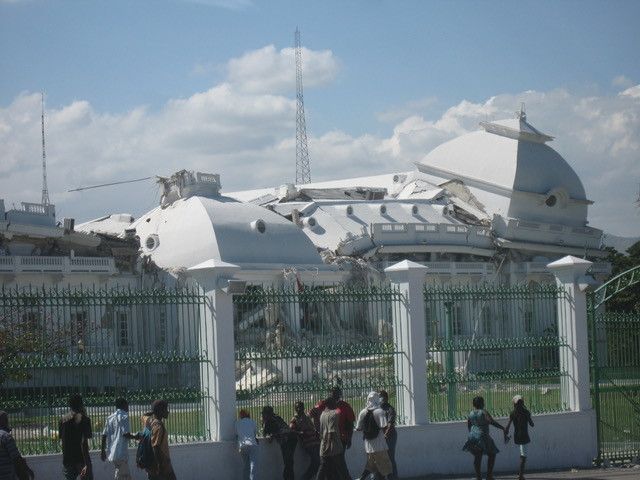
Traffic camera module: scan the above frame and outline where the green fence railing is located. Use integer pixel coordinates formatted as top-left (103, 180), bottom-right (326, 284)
top-left (0, 285), bottom-right (209, 454)
top-left (424, 284), bottom-right (568, 421)
top-left (233, 284), bottom-right (407, 423)
top-left (590, 310), bottom-right (640, 462)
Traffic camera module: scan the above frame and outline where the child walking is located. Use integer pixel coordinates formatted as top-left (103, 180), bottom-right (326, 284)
top-left (505, 395), bottom-right (535, 480)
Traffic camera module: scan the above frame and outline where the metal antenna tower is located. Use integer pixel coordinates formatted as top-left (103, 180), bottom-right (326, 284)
top-left (40, 92), bottom-right (50, 205)
top-left (295, 27), bottom-right (311, 184)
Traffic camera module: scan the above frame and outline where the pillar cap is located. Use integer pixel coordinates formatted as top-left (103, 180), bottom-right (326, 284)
top-left (188, 259), bottom-right (240, 276)
top-left (547, 255), bottom-right (593, 280)
top-left (385, 260), bottom-right (429, 282)
top-left (384, 259), bottom-right (430, 273)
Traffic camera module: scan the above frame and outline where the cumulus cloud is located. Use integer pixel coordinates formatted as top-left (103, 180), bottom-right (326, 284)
top-left (620, 84), bottom-right (640, 99)
top-left (0, 44), bottom-right (638, 237)
top-left (227, 45), bottom-right (339, 94)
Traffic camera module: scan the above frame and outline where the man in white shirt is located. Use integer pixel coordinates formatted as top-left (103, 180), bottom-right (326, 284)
top-left (235, 409), bottom-right (259, 480)
top-left (355, 391), bottom-right (394, 480)
top-left (100, 398), bottom-right (138, 480)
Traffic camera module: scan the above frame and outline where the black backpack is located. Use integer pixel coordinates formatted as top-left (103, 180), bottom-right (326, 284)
top-left (136, 424), bottom-right (155, 470)
top-left (362, 410), bottom-right (380, 440)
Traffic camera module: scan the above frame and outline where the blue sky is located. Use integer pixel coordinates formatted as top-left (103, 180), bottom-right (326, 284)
top-left (1, 0), bottom-right (639, 236)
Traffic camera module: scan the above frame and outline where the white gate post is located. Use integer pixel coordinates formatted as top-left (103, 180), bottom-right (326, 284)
top-left (385, 260), bottom-right (429, 425)
top-left (547, 255), bottom-right (596, 412)
top-left (188, 259), bottom-right (241, 441)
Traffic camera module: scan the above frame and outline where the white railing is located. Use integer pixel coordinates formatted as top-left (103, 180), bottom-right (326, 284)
top-left (0, 256), bottom-right (117, 274)
top-left (503, 219), bottom-right (603, 249)
top-left (12, 202), bottom-right (56, 216)
top-left (373, 222), bottom-right (493, 249)
top-left (510, 261), bottom-right (612, 276)
top-left (379, 260), bottom-right (495, 276)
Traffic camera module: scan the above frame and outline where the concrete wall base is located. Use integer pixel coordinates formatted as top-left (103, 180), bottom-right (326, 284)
top-left (26, 411), bottom-right (596, 479)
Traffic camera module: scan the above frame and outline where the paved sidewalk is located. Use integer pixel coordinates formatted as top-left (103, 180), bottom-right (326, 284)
top-left (407, 466), bottom-right (640, 479)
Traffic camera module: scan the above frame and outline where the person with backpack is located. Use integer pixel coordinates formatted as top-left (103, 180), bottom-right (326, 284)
top-left (504, 395), bottom-right (535, 480)
top-left (236, 409), bottom-right (259, 480)
top-left (355, 391), bottom-right (394, 480)
top-left (0, 411), bottom-right (34, 480)
top-left (289, 401), bottom-right (320, 480)
top-left (59, 394), bottom-right (93, 480)
top-left (100, 398), bottom-right (139, 480)
top-left (261, 405), bottom-right (297, 480)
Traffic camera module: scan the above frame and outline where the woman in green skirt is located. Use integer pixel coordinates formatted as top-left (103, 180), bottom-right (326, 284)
top-left (462, 396), bottom-right (508, 480)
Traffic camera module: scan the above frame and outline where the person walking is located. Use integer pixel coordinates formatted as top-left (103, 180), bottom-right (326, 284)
top-left (310, 386), bottom-right (354, 480)
top-left (505, 395), bottom-right (535, 480)
top-left (147, 400), bottom-right (176, 480)
top-left (378, 390), bottom-right (397, 479)
top-left (59, 394), bottom-right (93, 480)
top-left (462, 396), bottom-right (507, 480)
top-left (261, 406), bottom-right (297, 480)
top-left (355, 391), bottom-right (394, 480)
top-left (100, 398), bottom-right (139, 480)
top-left (0, 411), bottom-right (34, 480)
top-left (289, 401), bottom-right (320, 480)
top-left (236, 410), bottom-right (259, 480)
top-left (314, 397), bottom-right (343, 480)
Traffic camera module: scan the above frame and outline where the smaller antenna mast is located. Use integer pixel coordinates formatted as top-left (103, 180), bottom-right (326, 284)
top-left (41, 92), bottom-right (50, 205)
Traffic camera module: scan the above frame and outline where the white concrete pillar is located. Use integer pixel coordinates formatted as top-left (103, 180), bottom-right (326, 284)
top-left (188, 259), bottom-right (241, 441)
top-left (547, 255), bottom-right (595, 412)
top-left (384, 260), bottom-right (429, 425)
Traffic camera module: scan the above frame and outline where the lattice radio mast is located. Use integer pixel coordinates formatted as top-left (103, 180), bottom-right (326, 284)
top-left (295, 27), bottom-right (311, 184)
top-left (41, 92), bottom-right (50, 205)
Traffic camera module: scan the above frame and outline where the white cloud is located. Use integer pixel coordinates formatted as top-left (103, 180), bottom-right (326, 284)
top-left (376, 97), bottom-right (438, 123)
top-left (226, 45), bottom-right (339, 94)
top-left (0, 45), bottom-right (638, 237)
top-left (620, 84), bottom-right (640, 99)
top-left (612, 75), bottom-right (633, 88)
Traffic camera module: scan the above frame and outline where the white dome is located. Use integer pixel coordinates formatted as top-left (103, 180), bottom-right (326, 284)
top-left (132, 195), bottom-right (324, 270)
top-left (417, 117), bottom-right (587, 201)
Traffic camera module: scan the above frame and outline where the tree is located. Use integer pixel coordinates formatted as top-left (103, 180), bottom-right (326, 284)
top-left (0, 306), bottom-right (73, 386)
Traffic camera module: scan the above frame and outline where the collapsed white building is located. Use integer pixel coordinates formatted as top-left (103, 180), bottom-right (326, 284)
top-left (228, 111), bottom-right (610, 284)
top-left (0, 112), bottom-right (612, 392)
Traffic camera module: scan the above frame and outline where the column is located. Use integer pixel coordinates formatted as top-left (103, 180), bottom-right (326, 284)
top-left (385, 260), bottom-right (430, 425)
top-left (547, 255), bottom-right (597, 412)
top-left (188, 259), bottom-right (241, 441)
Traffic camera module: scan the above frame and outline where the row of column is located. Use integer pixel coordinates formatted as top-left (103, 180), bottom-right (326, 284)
top-left (188, 255), bottom-right (596, 441)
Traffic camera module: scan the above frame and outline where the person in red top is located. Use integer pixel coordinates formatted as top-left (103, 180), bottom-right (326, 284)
top-left (310, 386), bottom-right (354, 480)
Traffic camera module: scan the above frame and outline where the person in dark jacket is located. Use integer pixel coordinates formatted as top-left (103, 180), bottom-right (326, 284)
top-left (59, 394), bottom-right (93, 480)
top-left (262, 405), bottom-right (297, 480)
top-left (0, 411), bottom-right (34, 480)
top-left (505, 395), bottom-right (535, 480)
